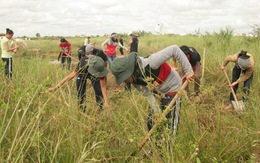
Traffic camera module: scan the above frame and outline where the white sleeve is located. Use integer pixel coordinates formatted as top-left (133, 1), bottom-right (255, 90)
top-left (148, 45), bottom-right (193, 75)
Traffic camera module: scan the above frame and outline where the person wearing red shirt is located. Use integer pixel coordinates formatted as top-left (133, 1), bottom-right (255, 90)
top-left (101, 33), bottom-right (129, 66)
top-left (59, 38), bottom-right (72, 70)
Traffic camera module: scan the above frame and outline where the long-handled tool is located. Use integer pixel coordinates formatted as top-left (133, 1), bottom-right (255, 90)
top-left (201, 47), bottom-right (206, 81)
top-left (125, 80), bottom-right (189, 162)
top-left (58, 51), bottom-right (79, 62)
top-left (223, 69), bottom-right (244, 111)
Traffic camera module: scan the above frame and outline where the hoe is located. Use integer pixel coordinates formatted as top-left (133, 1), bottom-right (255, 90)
top-left (125, 80), bottom-right (189, 162)
top-left (223, 69), bottom-right (244, 111)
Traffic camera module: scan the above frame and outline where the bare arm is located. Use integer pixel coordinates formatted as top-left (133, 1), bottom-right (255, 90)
top-left (128, 38), bottom-right (133, 45)
top-left (101, 39), bottom-right (109, 52)
top-left (100, 78), bottom-right (110, 109)
top-left (118, 42), bottom-right (128, 52)
top-left (46, 71), bottom-right (77, 92)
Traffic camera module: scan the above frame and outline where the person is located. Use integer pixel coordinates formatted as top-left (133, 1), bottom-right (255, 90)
top-left (77, 45), bottom-right (86, 60)
top-left (101, 33), bottom-right (129, 66)
top-left (221, 50), bottom-right (255, 110)
top-left (84, 36), bottom-right (91, 45)
top-left (1, 28), bottom-right (19, 80)
top-left (124, 33), bottom-right (139, 91)
top-left (180, 45), bottom-right (201, 96)
top-left (58, 37), bottom-right (72, 70)
top-left (47, 45), bottom-right (110, 112)
top-left (129, 33), bottom-right (139, 53)
top-left (110, 45), bottom-right (194, 134)
top-left (119, 36), bottom-right (125, 55)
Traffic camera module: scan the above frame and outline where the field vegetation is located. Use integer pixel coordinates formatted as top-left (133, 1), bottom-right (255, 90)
top-left (0, 29), bottom-right (259, 162)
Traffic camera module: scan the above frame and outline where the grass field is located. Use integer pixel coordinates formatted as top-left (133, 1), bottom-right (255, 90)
top-left (0, 33), bottom-right (259, 162)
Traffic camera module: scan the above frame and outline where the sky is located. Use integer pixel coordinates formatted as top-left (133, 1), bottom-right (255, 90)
top-left (0, 0), bottom-right (259, 37)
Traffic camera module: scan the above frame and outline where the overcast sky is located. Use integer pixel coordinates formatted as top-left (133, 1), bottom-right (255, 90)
top-left (0, 0), bottom-right (259, 37)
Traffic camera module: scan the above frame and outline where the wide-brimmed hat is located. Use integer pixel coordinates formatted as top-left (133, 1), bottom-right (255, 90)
top-left (88, 56), bottom-right (109, 78)
top-left (85, 44), bottom-right (94, 53)
top-left (130, 33), bottom-right (139, 37)
top-left (110, 52), bottom-right (136, 84)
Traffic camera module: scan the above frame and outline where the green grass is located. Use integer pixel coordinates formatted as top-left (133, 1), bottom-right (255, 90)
top-left (0, 35), bottom-right (259, 162)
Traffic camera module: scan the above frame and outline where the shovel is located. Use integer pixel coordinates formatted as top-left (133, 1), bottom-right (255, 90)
top-left (223, 69), bottom-right (244, 111)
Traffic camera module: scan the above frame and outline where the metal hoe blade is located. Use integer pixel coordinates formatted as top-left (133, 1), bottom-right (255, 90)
top-left (231, 100), bottom-right (244, 111)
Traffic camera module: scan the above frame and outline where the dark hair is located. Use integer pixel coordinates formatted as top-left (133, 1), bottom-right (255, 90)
top-left (92, 47), bottom-right (99, 55)
top-left (60, 37), bottom-right (67, 43)
top-left (111, 32), bottom-right (116, 36)
top-left (238, 50), bottom-right (249, 59)
top-left (180, 45), bottom-right (190, 55)
top-left (111, 37), bottom-right (118, 43)
top-left (6, 28), bottom-right (14, 35)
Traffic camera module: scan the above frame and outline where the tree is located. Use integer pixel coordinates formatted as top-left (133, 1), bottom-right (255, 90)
top-left (250, 24), bottom-right (260, 37)
top-left (36, 33), bottom-right (41, 37)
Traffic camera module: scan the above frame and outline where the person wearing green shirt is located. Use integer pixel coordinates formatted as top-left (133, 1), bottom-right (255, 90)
top-left (1, 28), bottom-right (19, 80)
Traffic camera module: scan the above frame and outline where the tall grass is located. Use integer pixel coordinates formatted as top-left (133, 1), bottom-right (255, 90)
top-left (0, 34), bottom-right (259, 162)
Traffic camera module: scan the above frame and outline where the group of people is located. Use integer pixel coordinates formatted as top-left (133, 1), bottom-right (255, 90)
top-left (59, 33), bottom-right (139, 69)
top-left (51, 32), bottom-right (140, 110)
top-left (1, 28), bottom-right (255, 134)
top-left (101, 32), bottom-right (139, 65)
top-left (48, 33), bottom-right (255, 135)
